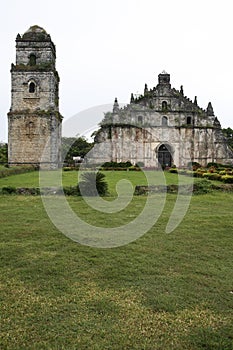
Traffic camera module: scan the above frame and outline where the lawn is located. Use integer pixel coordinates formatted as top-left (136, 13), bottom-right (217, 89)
top-left (0, 176), bottom-right (233, 349)
top-left (0, 169), bottom-right (194, 195)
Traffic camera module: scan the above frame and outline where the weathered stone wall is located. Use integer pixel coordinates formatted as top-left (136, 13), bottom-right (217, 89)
top-left (8, 26), bottom-right (62, 168)
top-left (93, 72), bottom-right (233, 167)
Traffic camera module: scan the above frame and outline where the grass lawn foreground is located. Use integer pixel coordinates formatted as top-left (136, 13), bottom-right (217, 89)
top-left (0, 170), bottom-right (233, 349)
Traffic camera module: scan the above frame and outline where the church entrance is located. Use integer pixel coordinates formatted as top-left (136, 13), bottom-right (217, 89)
top-left (158, 144), bottom-right (172, 167)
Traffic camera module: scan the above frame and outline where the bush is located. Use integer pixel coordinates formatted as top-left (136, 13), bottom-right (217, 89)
top-left (193, 179), bottom-right (213, 194)
top-left (0, 165), bottom-right (36, 178)
top-left (63, 167), bottom-right (75, 171)
top-left (63, 186), bottom-right (80, 195)
top-left (101, 161), bottom-right (132, 168)
top-left (193, 169), bottom-right (206, 178)
top-left (78, 171), bottom-right (108, 196)
top-left (16, 187), bottom-right (40, 195)
top-left (169, 168), bottom-right (178, 173)
top-left (207, 162), bottom-right (221, 168)
top-left (187, 161), bottom-right (201, 170)
top-left (221, 175), bottom-right (233, 183)
top-left (1, 186), bottom-right (17, 194)
top-left (202, 172), bottom-right (221, 180)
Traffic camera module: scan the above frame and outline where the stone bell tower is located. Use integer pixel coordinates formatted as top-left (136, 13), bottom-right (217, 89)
top-left (8, 25), bottom-right (62, 168)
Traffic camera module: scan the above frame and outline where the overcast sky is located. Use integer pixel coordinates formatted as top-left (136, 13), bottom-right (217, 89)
top-left (1, 0), bottom-right (233, 142)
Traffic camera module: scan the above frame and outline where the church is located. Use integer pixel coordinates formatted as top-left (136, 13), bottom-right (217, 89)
top-left (7, 26), bottom-right (233, 169)
top-left (93, 71), bottom-right (233, 167)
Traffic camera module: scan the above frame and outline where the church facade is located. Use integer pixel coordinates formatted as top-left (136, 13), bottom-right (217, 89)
top-left (94, 72), bottom-right (233, 168)
top-left (8, 25), bottom-right (62, 168)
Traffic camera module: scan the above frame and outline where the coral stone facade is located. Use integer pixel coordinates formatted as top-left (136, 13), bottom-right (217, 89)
top-left (94, 72), bottom-right (233, 167)
top-left (8, 25), bottom-right (62, 168)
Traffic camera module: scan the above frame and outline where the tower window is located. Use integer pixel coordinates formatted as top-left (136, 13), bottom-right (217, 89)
top-left (187, 116), bottom-right (192, 125)
top-left (162, 116), bottom-right (168, 126)
top-left (138, 116), bottom-right (143, 124)
top-left (162, 101), bottom-right (168, 110)
top-left (29, 54), bottom-right (36, 66)
top-left (29, 82), bottom-right (35, 93)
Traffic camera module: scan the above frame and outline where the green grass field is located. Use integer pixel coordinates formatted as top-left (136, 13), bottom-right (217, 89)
top-left (0, 171), bottom-right (233, 349)
top-left (0, 169), bottom-right (194, 194)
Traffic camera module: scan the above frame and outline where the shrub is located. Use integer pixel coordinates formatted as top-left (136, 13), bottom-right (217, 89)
top-left (193, 169), bottom-right (206, 177)
top-left (221, 175), bottom-right (233, 183)
top-left (78, 171), bottom-right (108, 196)
top-left (16, 187), bottom-right (40, 195)
top-left (0, 165), bottom-right (36, 178)
top-left (169, 168), bottom-right (178, 173)
top-left (207, 162), bottom-right (223, 168)
top-left (63, 166), bottom-right (75, 171)
top-left (63, 186), bottom-right (80, 195)
top-left (206, 173), bottom-right (222, 181)
top-left (187, 161), bottom-right (201, 170)
top-left (1, 186), bottom-right (17, 194)
top-left (193, 179), bottom-right (213, 194)
top-left (101, 161), bottom-right (132, 168)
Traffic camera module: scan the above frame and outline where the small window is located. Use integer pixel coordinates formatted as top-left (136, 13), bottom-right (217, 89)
top-left (29, 54), bottom-right (36, 66)
top-left (138, 116), bottom-right (143, 124)
top-left (26, 121), bottom-right (34, 136)
top-left (162, 116), bottom-right (168, 126)
top-left (187, 116), bottom-right (192, 125)
top-left (162, 101), bottom-right (168, 110)
top-left (29, 82), bottom-right (35, 93)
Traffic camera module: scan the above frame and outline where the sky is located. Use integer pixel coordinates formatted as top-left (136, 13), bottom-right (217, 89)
top-left (1, 0), bottom-right (233, 142)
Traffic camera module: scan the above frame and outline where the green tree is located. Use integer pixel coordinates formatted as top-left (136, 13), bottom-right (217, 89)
top-left (222, 128), bottom-right (233, 150)
top-left (0, 143), bottom-right (8, 164)
top-left (62, 137), bottom-right (93, 165)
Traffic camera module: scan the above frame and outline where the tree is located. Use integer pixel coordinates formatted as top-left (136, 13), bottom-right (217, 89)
top-left (0, 143), bottom-right (8, 164)
top-left (62, 137), bottom-right (93, 165)
top-left (222, 128), bottom-right (233, 150)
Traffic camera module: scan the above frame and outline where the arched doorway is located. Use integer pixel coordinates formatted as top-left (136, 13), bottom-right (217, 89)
top-left (158, 144), bottom-right (172, 167)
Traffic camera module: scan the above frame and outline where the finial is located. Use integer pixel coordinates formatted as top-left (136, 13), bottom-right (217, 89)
top-left (113, 97), bottom-right (119, 112)
top-left (130, 93), bottom-right (135, 103)
top-left (194, 96), bottom-right (197, 106)
top-left (144, 83), bottom-right (148, 95)
top-left (180, 85), bottom-right (184, 96)
top-left (207, 102), bottom-right (214, 116)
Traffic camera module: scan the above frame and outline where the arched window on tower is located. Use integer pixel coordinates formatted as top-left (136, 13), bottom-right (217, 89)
top-left (138, 116), bottom-right (143, 124)
top-left (162, 101), bottom-right (168, 111)
top-left (29, 82), bottom-right (35, 93)
top-left (29, 54), bottom-right (36, 66)
top-left (187, 116), bottom-right (192, 125)
top-left (162, 116), bottom-right (168, 126)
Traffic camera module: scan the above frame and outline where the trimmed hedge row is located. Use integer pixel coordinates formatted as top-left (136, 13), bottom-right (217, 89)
top-left (0, 165), bottom-right (36, 178)
top-left (0, 186), bottom-right (79, 196)
top-left (169, 167), bottom-right (233, 183)
top-left (134, 180), bottom-right (214, 195)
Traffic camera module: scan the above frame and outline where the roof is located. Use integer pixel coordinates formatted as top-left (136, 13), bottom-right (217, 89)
top-left (20, 25), bottom-right (50, 41)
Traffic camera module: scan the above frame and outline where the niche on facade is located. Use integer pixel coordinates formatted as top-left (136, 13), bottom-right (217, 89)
top-left (29, 82), bottom-right (36, 93)
top-left (162, 101), bottom-right (168, 111)
top-left (187, 116), bottom-right (192, 125)
top-left (162, 116), bottom-right (168, 126)
top-left (29, 54), bottom-right (36, 66)
top-left (137, 116), bottom-right (143, 125)
top-left (26, 121), bottom-right (35, 138)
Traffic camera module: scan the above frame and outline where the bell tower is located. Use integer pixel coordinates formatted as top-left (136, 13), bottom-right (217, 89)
top-left (8, 25), bottom-right (62, 168)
